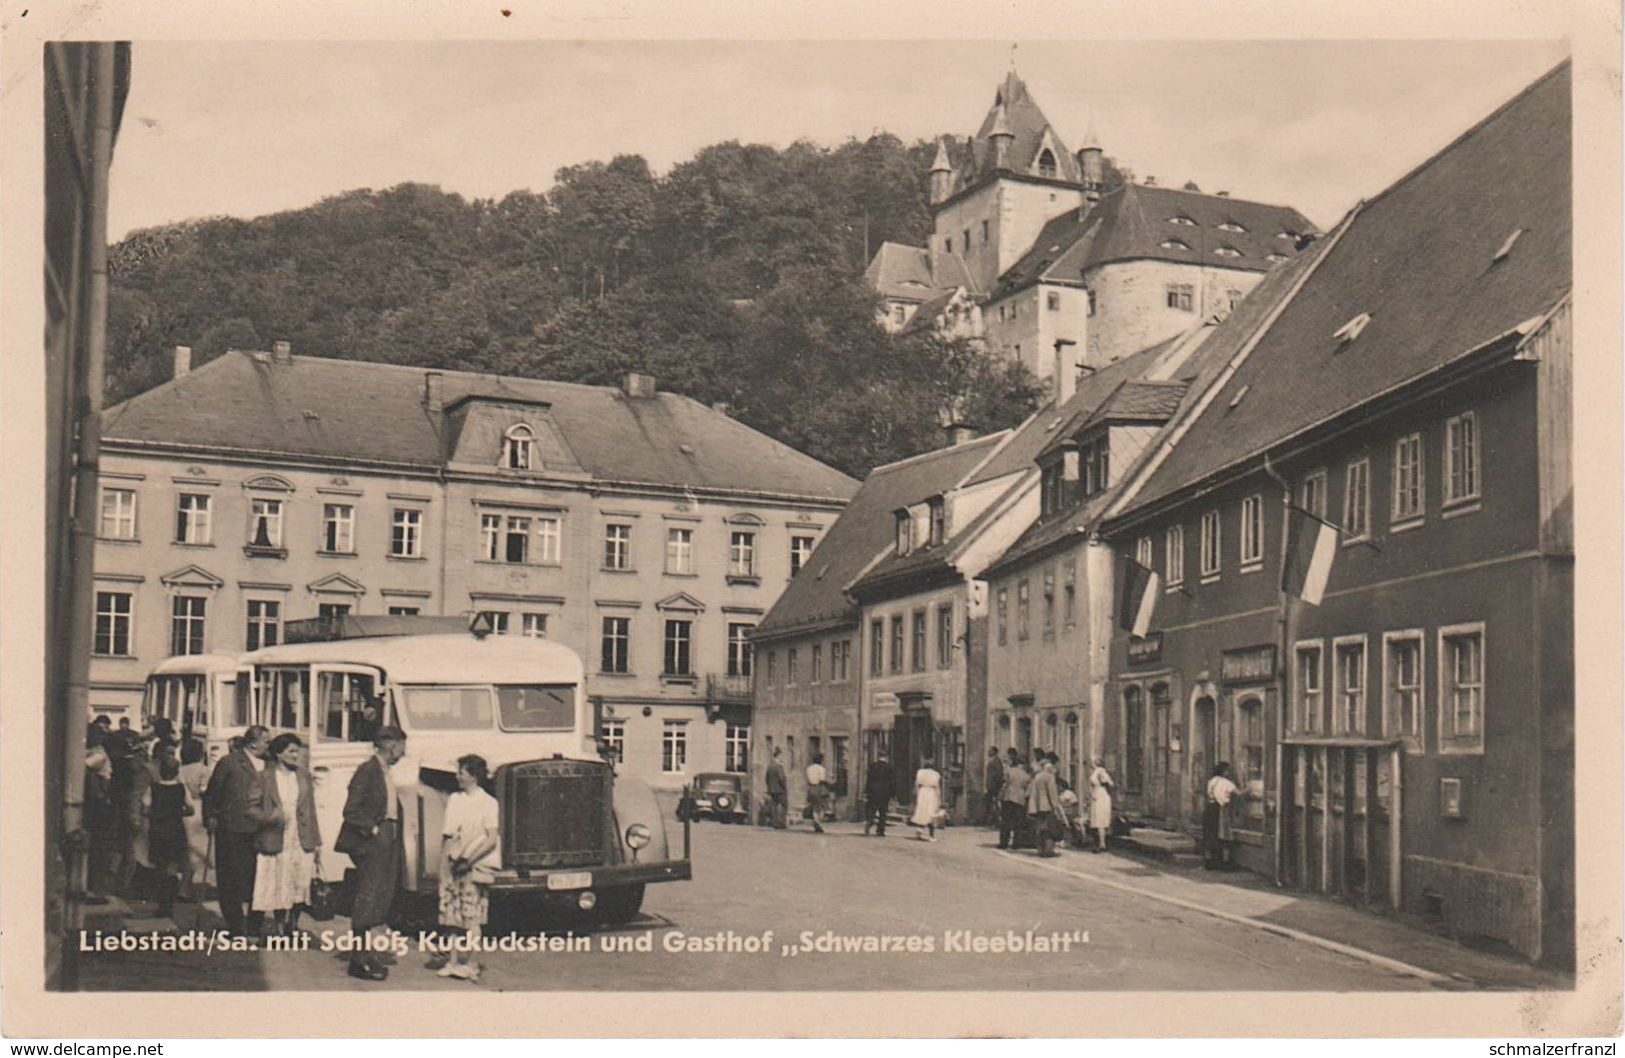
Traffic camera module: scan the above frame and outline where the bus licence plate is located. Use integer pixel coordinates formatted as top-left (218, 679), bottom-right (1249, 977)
top-left (546, 872), bottom-right (592, 891)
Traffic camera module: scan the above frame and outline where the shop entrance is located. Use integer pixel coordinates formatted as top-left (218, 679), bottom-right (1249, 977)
top-left (1280, 741), bottom-right (1402, 908)
top-left (1191, 695), bottom-right (1217, 816)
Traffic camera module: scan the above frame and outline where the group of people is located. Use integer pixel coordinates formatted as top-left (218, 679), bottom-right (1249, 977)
top-left (987, 747), bottom-right (1115, 857)
top-left (759, 746), bottom-right (947, 841)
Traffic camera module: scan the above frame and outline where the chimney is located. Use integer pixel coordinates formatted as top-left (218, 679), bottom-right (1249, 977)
top-left (1052, 339), bottom-right (1078, 406)
top-left (946, 425), bottom-right (977, 447)
top-left (424, 371), bottom-right (443, 414)
top-left (271, 340), bottom-right (292, 364)
top-left (1216, 190), bottom-right (1231, 198)
top-left (1143, 175), bottom-right (1156, 187)
top-left (622, 372), bottom-right (656, 399)
top-left (173, 345), bottom-right (192, 379)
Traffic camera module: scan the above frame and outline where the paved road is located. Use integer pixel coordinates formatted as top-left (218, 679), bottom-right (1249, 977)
top-left (82, 817), bottom-right (1435, 992)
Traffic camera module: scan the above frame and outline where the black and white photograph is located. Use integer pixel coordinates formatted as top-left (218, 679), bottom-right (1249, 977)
top-left (4, 1), bottom-right (1620, 1041)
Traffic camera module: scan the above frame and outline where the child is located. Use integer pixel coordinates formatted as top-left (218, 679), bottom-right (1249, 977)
top-left (143, 755), bottom-right (192, 918)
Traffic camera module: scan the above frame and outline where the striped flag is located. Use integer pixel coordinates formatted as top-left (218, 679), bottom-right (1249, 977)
top-left (1282, 505), bottom-right (1340, 606)
top-left (1117, 555), bottom-right (1161, 638)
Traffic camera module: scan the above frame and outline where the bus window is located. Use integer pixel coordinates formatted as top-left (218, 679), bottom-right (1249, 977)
top-left (398, 686), bottom-right (492, 730)
top-left (264, 669), bottom-right (310, 731)
top-left (496, 685), bottom-right (575, 731)
top-left (317, 671), bottom-right (382, 743)
top-left (233, 679), bottom-right (252, 727)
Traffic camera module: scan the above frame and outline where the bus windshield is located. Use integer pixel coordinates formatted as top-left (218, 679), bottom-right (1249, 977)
top-left (399, 686), bottom-right (494, 730)
top-left (496, 684), bottom-right (575, 731)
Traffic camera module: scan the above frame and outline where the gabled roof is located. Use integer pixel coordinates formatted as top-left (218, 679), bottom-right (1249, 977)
top-left (103, 353), bottom-right (859, 502)
top-left (963, 71), bottom-right (1082, 186)
top-left (865, 241), bottom-right (939, 302)
top-left (754, 433), bottom-right (1009, 639)
top-left (1118, 60), bottom-right (1571, 518)
top-left (988, 182), bottom-right (1316, 301)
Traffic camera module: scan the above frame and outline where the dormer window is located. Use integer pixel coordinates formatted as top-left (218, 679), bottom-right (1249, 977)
top-left (1217, 221), bottom-right (1248, 233)
top-left (895, 510), bottom-right (913, 556)
top-left (503, 424), bottom-right (536, 470)
top-left (1159, 238), bottom-right (1191, 251)
top-left (1079, 437), bottom-right (1111, 498)
top-left (1169, 215), bottom-right (1197, 226)
top-left (1036, 149), bottom-right (1057, 179)
top-left (928, 497), bottom-right (946, 547)
top-left (1214, 245), bottom-right (1243, 258)
top-left (1333, 312), bottom-right (1372, 343)
top-left (1265, 252), bottom-right (1288, 264)
top-left (1040, 461), bottom-right (1065, 516)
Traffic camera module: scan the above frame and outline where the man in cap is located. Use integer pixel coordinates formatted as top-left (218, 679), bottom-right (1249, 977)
top-left (337, 725), bottom-right (408, 980)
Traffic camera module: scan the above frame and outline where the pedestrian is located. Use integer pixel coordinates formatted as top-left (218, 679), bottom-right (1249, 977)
top-left (1203, 761), bottom-right (1240, 870)
top-left (142, 755), bottom-right (191, 918)
top-left (203, 724), bottom-right (275, 938)
top-left (764, 747), bottom-right (789, 830)
top-left (252, 733), bottom-right (321, 938)
top-left (863, 753), bottom-right (894, 837)
top-left (909, 756), bottom-right (943, 842)
top-left (82, 736), bottom-right (116, 903)
top-left (998, 751), bottom-right (1031, 850)
top-left (1027, 755), bottom-right (1064, 857)
top-left (336, 726), bottom-right (408, 981)
top-left (427, 754), bottom-right (499, 983)
top-left (983, 748), bottom-right (1005, 828)
top-left (177, 738), bottom-right (212, 900)
top-left (1087, 757), bottom-right (1115, 853)
top-left (803, 753), bottom-right (829, 834)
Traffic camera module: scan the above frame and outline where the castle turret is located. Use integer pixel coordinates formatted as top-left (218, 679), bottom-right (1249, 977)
top-left (929, 139), bottom-right (955, 206)
top-left (989, 106), bottom-right (1014, 171)
top-left (1078, 117), bottom-right (1104, 200)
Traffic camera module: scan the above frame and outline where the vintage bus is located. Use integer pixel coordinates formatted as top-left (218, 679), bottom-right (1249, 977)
top-left (141, 653), bottom-right (244, 763)
top-left (234, 616), bottom-right (689, 924)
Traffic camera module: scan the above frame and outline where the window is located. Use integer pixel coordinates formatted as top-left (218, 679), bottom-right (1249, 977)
top-left (870, 619), bottom-right (885, 676)
top-left (521, 612), bottom-right (548, 638)
top-left (1300, 470), bottom-right (1328, 520)
top-left (1016, 580), bottom-right (1030, 641)
top-left (889, 616), bottom-right (904, 674)
top-left (831, 639), bottom-right (850, 683)
top-left (1344, 458), bottom-right (1371, 540)
top-left (1383, 631), bottom-right (1424, 749)
top-left (387, 605), bottom-right (419, 617)
top-left (892, 304), bottom-right (906, 325)
top-left (1169, 215), bottom-right (1197, 226)
top-left (1087, 288), bottom-right (1097, 316)
top-left (944, 239), bottom-right (952, 254)
top-left (1063, 562), bottom-right (1077, 628)
top-left (895, 511), bottom-right (912, 556)
top-left (1159, 239), bottom-right (1191, 251)
top-left (981, 219), bottom-right (990, 243)
top-left (600, 719), bottom-right (625, 762)
top-left (99, 488), bottom-right (137, 540)
top-left (1199, 510), bottom-right (1221, 577)
top-left (928, 499), bottom-right (946, 547)
top-left (1166, 284), bottom-right (1194, 312)
top-left (318, 602), bottom-right (351, 621)
top-left (1037, 149), bottom-right (1057, 178)
top-left (1240, 495), bottom-right (1264, 567)
top-left (911, 610), bottom-right (927, 672)
top-left (1294, 642), bottom-right (1324, 734)
top-left (94, 591), bottom-right (133, 656)
top-left (1218, 221), bottom-right (1248, 234)
top-left (664, 619), bottom-right (693, 676)
top-left (391, 508), bottom-right (423, 558)
top-left (175, 493), bottom-right (212, 545)
top-left (1439, 623), bottom-right (1485, 752)
top-left (790, 535), bottom-right (815, 576)
top-left (249, 499), bottom-right (283, 549)
top-left (1165, 524), bottom-right (1186, 586)
top-left (811, 644), bottom-right (823, 683)
top-left (1135, 537), bottom-right (1153, 569)
top-left (728, 531), bottom-right (756, 577)
top-left (245, 599), bottom-right (280, 651)
top-left (1040, 462), bottom-right (1063, 516)
top-left (766, 650), bottom-right (778, 684)
top-left (1214, 246), bottom-right (1243, 258)
top-left (727, 623), bottom-right (753, 677)
top-left (666, 527), bottom-right (694, 574)
top-left (604, 524), bottom-right (632, 570)
top-left (937, 603), bottom-right (954, 668)
top-left (1334, 637), bottom-right (1367, 735)
top-left (1445, 412), bottom-right (1480, 505)
top-left (1238, 697), bottom-right (1265, 797)
top-left (996, 588), bottom-right (1009, 645)
top-left (1080, 439), bottom-right (1110, 497)
top-left (662, 721), bottom-right (688, 773)
top-left (535, 517), bottom-right (561, 564)
top-left (478, 610), bottom-right (511, 636)
top-left (1392, 433), bottom-right (1424, 522)
top-left (502, 424), bottom-right (536, 470)
top-left (963, 229), bottom-right (970, 250)
top-left (786, 647), bottom-right (799, 685)
top-left (170, 595), bottom-right (207, 656)
top-left (321, 504), bottom-right (355, 553)
top-left (1042, 568), bottom-right (1056, 637)
top-left (1046, 291), bottom-right (1061, 311)
top-left (601, 616), bottom-right (630, 674)
top-left (725, 724), bottom-right (749, 773)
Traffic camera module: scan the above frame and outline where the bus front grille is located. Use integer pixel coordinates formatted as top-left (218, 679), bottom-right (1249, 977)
top-left (499, 759), bottom-right (613, 870)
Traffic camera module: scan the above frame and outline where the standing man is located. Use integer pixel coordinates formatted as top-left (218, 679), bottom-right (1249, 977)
top-left (803, 753), bottom-right (828, 834)
top-left (983, 748), bottom-right (1005, 828)
top-left (998, 750), bottom-right (1030, 851)
top-left (863, 753), bottom-right (895, 837)
top-left (1027, 755), bottom-right (1063, 858)
top-left (337, 726), bottom-right (408, 981)
top-left (204, 724), bottom-right (276, 938)
top-left (763, 747), bottom-right (789, 830)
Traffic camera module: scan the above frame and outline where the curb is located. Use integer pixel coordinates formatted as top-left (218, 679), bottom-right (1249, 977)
top-left (995, 848), bottom-right (1454, 986)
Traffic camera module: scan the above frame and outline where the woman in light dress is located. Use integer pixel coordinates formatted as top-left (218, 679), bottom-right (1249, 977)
top-left (251, 733), bottom-right (321, 936)
top-left (176, 738), bottom-right (212, 899)
top-left (1086, 757), bottom-right (1115, 853)
top-left (909, 756), bottom-right (943, 842)
top-left (428, 754), bottom-right (500, 983)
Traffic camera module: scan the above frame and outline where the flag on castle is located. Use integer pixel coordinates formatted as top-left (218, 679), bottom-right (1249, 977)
top-left (1117, 554), bottom-right (1160, 638)
top-left (1281, 504), bottom-right (1340, 606)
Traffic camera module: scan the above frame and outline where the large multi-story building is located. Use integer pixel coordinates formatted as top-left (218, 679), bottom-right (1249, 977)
top-left (868, 69), bottom-right (1316, 378)
top-left (89, 349), bottom-right (856, 790)
top-left (1098, 62), bottom-right (1572, 966)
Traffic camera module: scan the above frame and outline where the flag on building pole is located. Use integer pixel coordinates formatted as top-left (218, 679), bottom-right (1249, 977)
top-left (1281, 504), bottom-right (1340, 606)
top-left (1117, 554), bottom-right (1161, 638)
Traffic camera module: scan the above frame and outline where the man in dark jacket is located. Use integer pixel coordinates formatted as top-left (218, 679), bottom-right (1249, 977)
top-left (863, 754), bottom-right (895, 837)
top-left (983, 748), bottom-right (1005, 828)
top-left (338, 726), bottom-right (407, 981)
top-left (998, 750), bottom-right (1031, 850)
top-left (203, 724), bottom-right (275, 937)
top-left (763, 748), bottom-right (788, 829)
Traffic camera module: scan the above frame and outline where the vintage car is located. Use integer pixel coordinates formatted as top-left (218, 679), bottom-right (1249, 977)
top-left (676, 772), bottom-right (750, 824)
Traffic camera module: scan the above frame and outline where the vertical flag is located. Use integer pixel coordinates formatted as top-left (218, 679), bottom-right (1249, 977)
top-left (1282, 505), bottom-right (1340, 606)
top-left (1117, 554), bottom-right (1161, 637)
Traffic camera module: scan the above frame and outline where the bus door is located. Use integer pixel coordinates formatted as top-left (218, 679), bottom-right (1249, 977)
top-left (305, 666), bottom-right (392, 882)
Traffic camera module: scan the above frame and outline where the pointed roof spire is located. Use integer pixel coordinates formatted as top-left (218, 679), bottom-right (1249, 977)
top-left (989, 105), bottom-right (1014, 140)
top-left (930, 138), bottom-right (953, 173)
top-left (1081, 114), bottom-right (1102, 151)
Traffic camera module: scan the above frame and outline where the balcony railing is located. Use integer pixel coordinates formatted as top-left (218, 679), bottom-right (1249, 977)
top-left (704, 673), bottom-right (753, 705)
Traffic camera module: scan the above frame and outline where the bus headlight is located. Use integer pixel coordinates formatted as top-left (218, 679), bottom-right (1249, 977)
top-left (624, 823), bottom-right (652, 850)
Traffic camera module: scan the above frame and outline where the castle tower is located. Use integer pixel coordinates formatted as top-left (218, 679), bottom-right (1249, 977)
top-left (988, 106), bottom-right (1014, 171)
top-left (929, 139), bottom-right (955, 207)
top-left (1078, 117), bottom-right (1104, 200)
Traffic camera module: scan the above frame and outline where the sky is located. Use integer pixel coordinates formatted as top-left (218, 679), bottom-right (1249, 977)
top-left (106, 40), bottom-right (1570, 241)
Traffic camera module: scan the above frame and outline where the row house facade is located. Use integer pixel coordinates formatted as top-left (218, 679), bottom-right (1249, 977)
top-left (1098, 63), bottom-right (1572, 966)
top-left (91, 348), bottom-right (856, 792)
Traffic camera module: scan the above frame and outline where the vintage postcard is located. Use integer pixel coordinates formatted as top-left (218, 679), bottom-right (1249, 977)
top-left (2, 0), bottom-right (1619, 1040)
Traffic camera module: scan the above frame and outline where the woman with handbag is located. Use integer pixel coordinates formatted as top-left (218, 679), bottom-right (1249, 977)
top-left (429, 754), bottom-right (500, 983)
